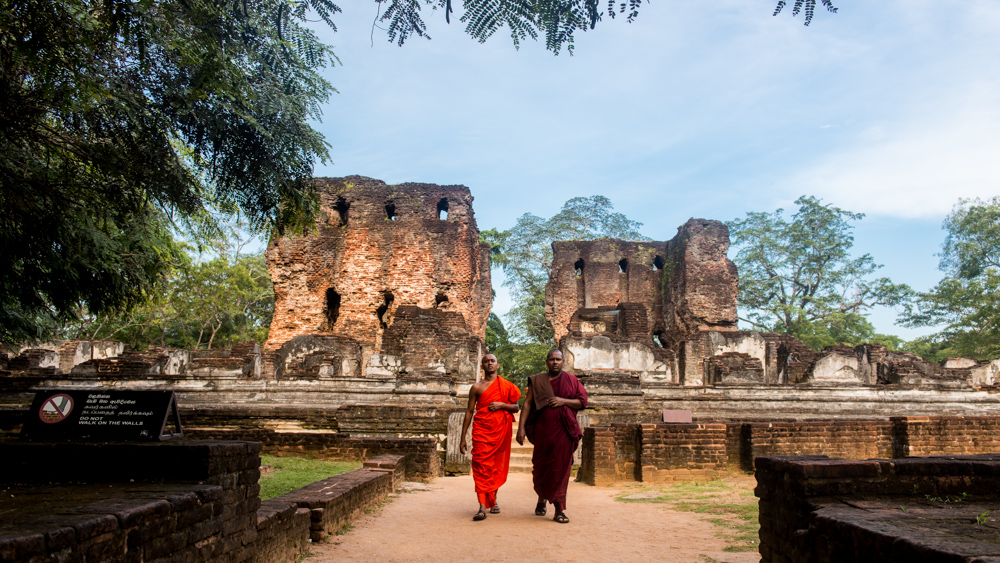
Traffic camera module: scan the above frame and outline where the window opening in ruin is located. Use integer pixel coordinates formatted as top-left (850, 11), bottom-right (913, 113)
top-left (574, 258), bottom-right (586, 308)
top-left (334, 197), bottom-right (349, 226)
top-left (574, 259), bottom-right (585, 279)
top-left (377, 292), bottom-right (395, 329)
top-left (385, 202), bottom-right (396, 221)
top-left (619, 258), bottom-right (628, 273)
top-left (435, 293), bottom-right (449, 307)
top-left (437, 198), bottom-right (449, 220)
top-left (654, 255), bottom-right (664, 270)
top-left (653, 331), bottom-right (666, 348)
top-left (325, 289), bottom-right (341, 327)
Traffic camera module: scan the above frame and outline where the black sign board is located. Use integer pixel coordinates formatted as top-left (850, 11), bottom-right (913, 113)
top-left (20, 390), bottom-right (183, 441)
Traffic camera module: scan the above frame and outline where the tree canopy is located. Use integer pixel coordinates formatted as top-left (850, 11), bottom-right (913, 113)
top-left (379, 0), bottom-right (838, 54)
top-left (1, 0), bottom-right (337, 342)
top-left (484, 195), bottom-right (648, 344)
top-left (726, 196), bottom-right (911, 350)
top-left (901, 197), bottom-right (1000, 360)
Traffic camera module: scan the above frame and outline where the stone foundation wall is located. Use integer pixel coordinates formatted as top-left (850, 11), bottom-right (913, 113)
top-left (578, 423), bottom-right (725, 485)
top-left (581, 415), bottom-right (1000, 485)
top-left (740, 420), bottom-right (894, 471)
top-left (184, 429), bottom-right (441, 481)
top-left (892, 415), bottom-right (1000, 457)
top-left (755, 454), bottom-right (1000, 563)
top-left (254, 503), bottom-right (311, 563)
top-left (640, 423), bottom-right (728, 483)
top-left (0, 440), bottom-right (261, 563)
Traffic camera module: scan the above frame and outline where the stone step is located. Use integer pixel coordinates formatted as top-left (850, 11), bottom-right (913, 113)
top-left (508, 465), bottom-right (533, 474)
top-left (510, 454), bottom-right (533, 464)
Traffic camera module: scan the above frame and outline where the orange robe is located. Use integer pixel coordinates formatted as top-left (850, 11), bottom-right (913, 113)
top-left (471, 376), bottom-right (521, 507)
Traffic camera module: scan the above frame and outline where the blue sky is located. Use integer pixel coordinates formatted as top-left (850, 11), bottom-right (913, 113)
top-left (306, 0), bottom-right (1000, 340)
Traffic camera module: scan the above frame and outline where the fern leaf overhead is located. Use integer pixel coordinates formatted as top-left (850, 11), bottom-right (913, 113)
top-left (379, 0), bottom-right (838, 54)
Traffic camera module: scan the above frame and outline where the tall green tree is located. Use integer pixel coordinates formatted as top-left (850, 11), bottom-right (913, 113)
top-left (726, 196), bottom-right (911, 350)
top-left (55, 227), bottom-right (274, 350)
top-left (484, 313), bottom-right (547, 397)
top-left (1, 0), bottom-right (336, 343)
top-left (901, 197), bottom-right (1000, 360)
top-left (485, 196), bottom-right (648, 344)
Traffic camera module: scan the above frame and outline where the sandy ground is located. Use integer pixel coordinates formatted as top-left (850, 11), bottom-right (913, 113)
top-left (308, 473), bottom-right (761, 563)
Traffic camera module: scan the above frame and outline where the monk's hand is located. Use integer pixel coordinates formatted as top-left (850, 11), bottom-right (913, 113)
top-left (488, 401), bottom-right (503, 412)
top-left (546, 396), bottom-right (565, 408)
top-left (515, 428), bottom-right (525, 446)
top-left (460, 437), bottom-right (468, 455)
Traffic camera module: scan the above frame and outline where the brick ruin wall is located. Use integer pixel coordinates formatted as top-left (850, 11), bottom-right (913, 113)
top-left (0, 440), bottom-right (414, 563)
top-left (755, 454), bottom-right (1000, 562)
top-left (4, 191), bottom-right (1000, 440)
top-left (264, 176), bottom-right (491, 384)
top-left (579, 415), bottom-right (1000, 485)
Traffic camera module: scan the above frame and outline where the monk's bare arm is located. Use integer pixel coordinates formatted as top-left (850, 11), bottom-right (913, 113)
top-left (516, 384), bottom-right (533, 445)
top-left (488, 401), bottom-right (519, 413)
top-left (459, 384), bottom-right (480, 455)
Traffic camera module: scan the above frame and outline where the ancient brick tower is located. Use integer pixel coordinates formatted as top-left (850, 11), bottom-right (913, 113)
top-left (264, 176), bottom-right (492, 391)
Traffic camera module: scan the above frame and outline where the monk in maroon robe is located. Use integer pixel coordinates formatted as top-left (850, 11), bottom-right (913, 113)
top-left (516, 349), bottom-right (588, 524)
top-left (460, 354), bottom-right (521, 521)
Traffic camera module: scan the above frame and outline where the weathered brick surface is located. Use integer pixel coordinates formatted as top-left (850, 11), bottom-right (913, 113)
top-left (892, 415), bottom-right (1000, 457)
top-left (267, 469), bottom-right (394, 542)
top-left (756, 454), bottom-right (1000, 563)
top-left (579, 423), bottom-right (726, 484)
top-left (545, 220), bottom-right (738, 345)
top-left (264, 176), bottom-right (491, 384)
top-left (742, 420), bottom-right (894, 471)
top-left (583, 415), bottom-right (1000, 485)
top-left (0, 440), bottom-right (260, 563)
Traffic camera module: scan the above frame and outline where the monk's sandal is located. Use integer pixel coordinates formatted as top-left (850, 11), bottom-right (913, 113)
top-left (473, 510), bottom-right (487, 521)
top-left (554, 512), bottom-right (569, 524)
top-left (535, 501), bottom-right (547, 516)
top-left (490, 505), bottom-right (500, 514)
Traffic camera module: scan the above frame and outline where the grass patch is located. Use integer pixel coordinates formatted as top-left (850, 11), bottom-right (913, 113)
top-left (616, 476), bottom-right (759, 553)
top-left (259, 455), bottom-right (361, 500)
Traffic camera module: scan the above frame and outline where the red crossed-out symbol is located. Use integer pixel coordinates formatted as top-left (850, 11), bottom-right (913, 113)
top-left (39, 394), bottom-right (74, 424)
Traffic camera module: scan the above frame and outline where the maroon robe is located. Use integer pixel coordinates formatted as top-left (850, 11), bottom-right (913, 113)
top-left (526, 370), bottom-right (588, 512)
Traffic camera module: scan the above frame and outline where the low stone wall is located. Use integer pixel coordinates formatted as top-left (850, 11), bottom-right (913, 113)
top-left (640, 423), bottom-right (727, 483)
top-left (756, 454), bottom-right (1000, 562)
top-left (578, 423), bottom-right (724, 485)
top-left (892, 415), bottom-right (1000, 457)
top-left (185, 428), bottom-right (441, 481)
top-left (738, 420), bottom-right (894, 471)
top-left (0, 440), bottom-right (262, 563)
top-left (580, 415), bottom-right (1000, 484)
top-left (254, 503), bottom-right (311, 563)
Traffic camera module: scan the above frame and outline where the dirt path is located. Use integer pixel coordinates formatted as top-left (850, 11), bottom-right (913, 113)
top-left (308, 473), bottom-right (760, 563)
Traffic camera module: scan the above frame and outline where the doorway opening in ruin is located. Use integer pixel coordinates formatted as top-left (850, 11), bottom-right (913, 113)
top-left (619, 258), bottom-right (628, 273)
top-left (654, 255), bottom-right (664, 270)
top-left (385, 202), bottom-right (397, 221)
top-left (377, 292), bottom-right (395, 329)
top-left (437, 198), bottom-right (448, 220)
top-left (334, 197), bottom-right (349, 226)
top-left (574, 259), bottom-right (586, 308)
top-left (325, 289), bottom-right (341, 328)
top-left (653, 331), bottom-right (667, 348)
top-left (435, 293), bottom-right (449, 308)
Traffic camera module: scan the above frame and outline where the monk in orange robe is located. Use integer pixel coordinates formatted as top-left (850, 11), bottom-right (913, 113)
top-left (460, 354), bottom-right (521, 521)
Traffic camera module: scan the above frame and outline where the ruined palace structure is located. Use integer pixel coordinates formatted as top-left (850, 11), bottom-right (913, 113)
top-left (544, 218), bottom-right (1000, 419)
top-left (264, 176), bottom-right (491, 391)
top-left (2, 178), bottom-right (1000, 441)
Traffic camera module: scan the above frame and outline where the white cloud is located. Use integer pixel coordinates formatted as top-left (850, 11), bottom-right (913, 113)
top-left (784, 81), bottom-right (1000, 219)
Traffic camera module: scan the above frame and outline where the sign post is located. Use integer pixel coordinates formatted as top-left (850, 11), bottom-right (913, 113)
top-left (21, 390), bottom-right (183, 441)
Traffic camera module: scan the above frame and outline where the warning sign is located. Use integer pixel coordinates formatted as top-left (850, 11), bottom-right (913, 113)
top-left (39, 394), bottom-right (74, 423)
top-left (21, 390), bottom-right (183, 441)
